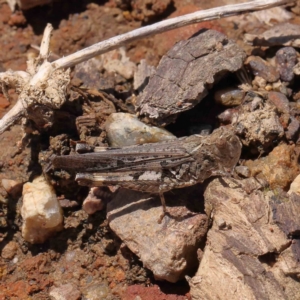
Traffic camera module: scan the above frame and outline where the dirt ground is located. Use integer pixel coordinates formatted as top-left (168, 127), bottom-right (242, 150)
top-left (0, 0), bottom-right (300, 299)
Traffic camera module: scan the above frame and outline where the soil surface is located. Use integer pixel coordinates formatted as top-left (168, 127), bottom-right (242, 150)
top-left (1, 0), bottom-right (300, 299)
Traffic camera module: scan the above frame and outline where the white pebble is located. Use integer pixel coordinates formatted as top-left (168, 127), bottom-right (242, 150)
top-left (21, 176), bottom-right (63, 244)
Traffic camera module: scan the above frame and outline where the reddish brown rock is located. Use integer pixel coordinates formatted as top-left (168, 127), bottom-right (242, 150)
top-left (131, 0), bottom-right (172, 22)
top-left (268, 91), bottom-right (290, 114)
top-left (123, 284), bottom-right (191, 300)
top-left (0, 95), bottom-right (10, 109)
top-left (8, 12), bottom-right (26, 26)
top-left (286, 116), bottom-right (300, 141)
top-left (245, 144), bottom-right (300, 190)
top-left (246, 56), bottom-right (280, 83)
top-left (1, 241), bottom-right (18, 260)
top-left (82, 187), bottom-right (107, 215)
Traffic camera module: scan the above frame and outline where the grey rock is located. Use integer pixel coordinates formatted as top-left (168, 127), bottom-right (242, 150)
top-left (276, 47), bottom-right (297, 82)
top-left (136, 29), bottom-right (246, 125)
top-left (105, 112), bottom-right (176, 147)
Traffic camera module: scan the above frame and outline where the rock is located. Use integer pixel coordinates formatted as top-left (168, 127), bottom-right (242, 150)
top-left (214, 88), bottom-right (245, 107)
top-left (136, 29), bottom-right (246, 125)
top-left (82, 187), bottom-right (111, 215)
top-left (123, 284), bottom-right (190, 300)
top-left (49, 283), bottom-right (81, 300)
top-left (73, 57), bottom-right (111, 90)
top-left (218, 108), bottom-right (239, 125)
top-left (190, 177), bottom-right (300, 300)
top-left (243, 7), bottom-right (292, 25)
top-left (107, 188), bottom-right (208, 283)
top-left (235, 166), bottom-right (250, 178)
top-left (1, 178), bottom-right (23, 199)
top-left (1, 241), bottom-right (18, 260)
top-left (244, 144), bottom-right (300, 190)
top-left (133, 59), bottom-right (155, 92)
top-left (59, 199), bottom-right (79, 208)
top-left (293, 62), bottom-right (300, 76)
top-left (81, 282), bottom-right (110, 300)
top-left (105, 112), bottom-right (176, 147)
top-left (101, 48), bottom-right (137, 80)
top-left (235, 101), bottom-right (284, 154)
top-left (130, 0), bottom-right (172, 22)
top-left (252, 76), bottom-right (267, 89)
top-left (268, 91), bottom-right (290, 114)
top-left (286, 116), bottom-right (300, 141)
top-left (244, 23), bottom-right (300, 47)
top-left (245, 56), bottom-right (280, 83)
top-left (276, 47), bottom-right (297, 82)
top-left (8, 11), bottom-right (26, 26)
top-left (11, 0), bottom-right (52, 10)
top-left (21, 176), bottom-right (63, 244)
top-left (288, 174), bottom-right (300, 195)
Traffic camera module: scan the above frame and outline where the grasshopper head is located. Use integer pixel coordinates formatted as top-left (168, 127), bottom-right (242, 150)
top-left (212, 127), bottom-right (242, 173)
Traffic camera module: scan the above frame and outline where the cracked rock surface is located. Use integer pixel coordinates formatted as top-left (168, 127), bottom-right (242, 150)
top-left (136, 29), bottom-right (246, 125)
top-left (190, 177), bottom-right (300, 300)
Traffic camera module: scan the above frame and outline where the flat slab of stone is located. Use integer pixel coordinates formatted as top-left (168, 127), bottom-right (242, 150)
top-left (190, 177), bottom-right (300, 300)
top-left (107, 188), bottom-right (208, 283)
top-left (136, 29), bottom-right (246, 125)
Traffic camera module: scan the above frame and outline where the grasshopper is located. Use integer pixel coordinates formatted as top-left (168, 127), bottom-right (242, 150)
top-left (50, 126), bottom-right (242, 219)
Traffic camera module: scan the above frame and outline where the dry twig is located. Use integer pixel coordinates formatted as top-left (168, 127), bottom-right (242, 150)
top-left (0, 0), bottom-right (294, 136)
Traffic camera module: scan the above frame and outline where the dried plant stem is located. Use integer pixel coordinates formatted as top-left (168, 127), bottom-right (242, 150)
top-left (0, 0), bottom-right (294, 136)
top-left (0, 100), bottom-right (24, 135)
top-left (53, 0), bottom-right (293, 69)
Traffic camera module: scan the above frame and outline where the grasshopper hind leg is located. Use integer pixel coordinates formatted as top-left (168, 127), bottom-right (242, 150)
top-left (158, 191), bottom-right (168, 223)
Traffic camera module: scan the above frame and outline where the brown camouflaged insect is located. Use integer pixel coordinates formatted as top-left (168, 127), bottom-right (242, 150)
top-left (50, 126), bottom-right (242, 219)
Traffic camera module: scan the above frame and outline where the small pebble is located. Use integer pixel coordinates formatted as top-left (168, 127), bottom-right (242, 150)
top-left (286, 117), bottom-right (300, 141)
top-left (235, 166), bottom-right (250, 178)
top-left (21, 176), bottom-right (63, 244)
top-left (59, 199), bottom-right (79, 208)
top-left (214, 87), bottom-right (245, 107)
top-left (246, 56), bottom-right (280, 83)
top-left (83, 194), bottom-right (104, 215)
top-left (49, 283), bottom-right (81, 300)
top-left (288, 174), bottom-right (300, 195)
top-left (251, 97), bottom-right (263, 111)
top-left (82, 187), bottom-right (112, 215)
top-left (82, 282), bottom-right (110, 300)
top-left (105, 112), bottom-right (176, 147)
top-left (1, 241), bottom-right (18, 260)
top-left (218, 108), bottom-right (239, 125)
top-left (1, 179), bottom-right (23, 198)
top-left (268, 91), bottom-right (290, 114)
top-left (276, 47), bottom-right (297, 82)
top-left (253, 76), bottom-right (267, 88)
